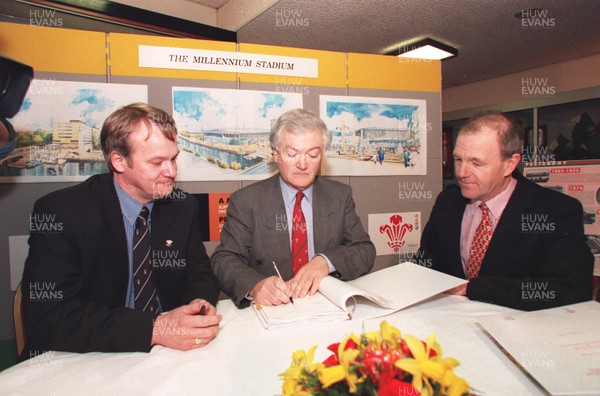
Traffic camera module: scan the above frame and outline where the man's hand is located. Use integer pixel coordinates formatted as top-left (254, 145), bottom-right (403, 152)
top-left (288, 255), bottom-right (329, 298)
top-left (151, 299), bottom-right (222, 350)
top-left (249, 276), bottom-right (291, 306)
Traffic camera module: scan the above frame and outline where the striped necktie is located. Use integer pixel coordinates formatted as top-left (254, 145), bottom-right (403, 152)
top-left (133, 206), bottom-right (158, 313)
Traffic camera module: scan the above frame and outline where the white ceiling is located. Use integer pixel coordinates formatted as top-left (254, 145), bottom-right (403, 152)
top-left (118, 0), bottom-right (600, 89)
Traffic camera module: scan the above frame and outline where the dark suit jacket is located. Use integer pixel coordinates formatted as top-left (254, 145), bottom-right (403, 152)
top-left (211, 175), bottom-right (375, 307)
top-left (21, 173), bottom-right (219, 360)
top-left (419, 172), bottom-right (593, 310)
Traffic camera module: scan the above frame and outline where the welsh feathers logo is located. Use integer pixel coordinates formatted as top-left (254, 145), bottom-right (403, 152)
top-left (379, 214), bottom-right (413, 252)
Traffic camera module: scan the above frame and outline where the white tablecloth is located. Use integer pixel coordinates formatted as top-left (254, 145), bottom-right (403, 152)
top-left (0, 295), bottom-right (545, 395)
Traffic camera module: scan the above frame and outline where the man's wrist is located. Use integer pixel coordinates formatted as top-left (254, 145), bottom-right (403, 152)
top-left (316, 253), bottom-right (336, 273)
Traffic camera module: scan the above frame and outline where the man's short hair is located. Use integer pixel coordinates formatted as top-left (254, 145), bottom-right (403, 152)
top-left (101, 102), bottom-right (177, 172)
top-left (459, 111), bottom-right (523, 159)
top-left (270, 108), bottom-right (332, 151)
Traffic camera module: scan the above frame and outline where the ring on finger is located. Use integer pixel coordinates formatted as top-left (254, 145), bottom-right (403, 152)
top-left (195, 337), bottom-right (202, 345)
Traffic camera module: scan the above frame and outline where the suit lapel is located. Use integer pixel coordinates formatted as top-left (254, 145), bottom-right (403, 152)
top-left (150, 199), bottom-right (178, 250)
top-left (480, 175), bottom-right (533, 275)
top-left (312, 177), bottom-right (335, 253)
top-left (260, 175), bottom-right (293, 277)
top-left (93, 175), bottom-right (130, 299)
top-left (448, 197), bottom-right (467, 277)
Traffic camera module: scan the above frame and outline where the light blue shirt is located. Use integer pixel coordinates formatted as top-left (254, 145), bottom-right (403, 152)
top-left (113, 178), bottom-right (155, 310)
top-left (279, 178), bottom-right (335, 272)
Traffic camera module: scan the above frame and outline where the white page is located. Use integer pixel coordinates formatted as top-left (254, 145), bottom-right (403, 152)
top-left (477, 301), bottom-right (600, 395)
top-left (252, 292), bottom-right (349, 329)
top-left (347, 262), bottom-right (467, 320)
top-left (252, 262), bottom-right (467, 328)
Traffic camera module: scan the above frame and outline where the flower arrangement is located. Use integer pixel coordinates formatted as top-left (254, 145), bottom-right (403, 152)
top-left (280, 321), bottom-right (472, 396)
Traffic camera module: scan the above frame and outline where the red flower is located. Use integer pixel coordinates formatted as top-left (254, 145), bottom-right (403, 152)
top-left (361, 345), bottom-right (404, 386)
top-left (378, 379), bottom-right (421, 396)
top-left (323, 339), bottom-right (359, 367)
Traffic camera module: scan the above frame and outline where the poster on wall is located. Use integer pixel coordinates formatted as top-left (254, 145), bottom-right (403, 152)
top-left (172, 87), bottom-right (303, 181)
top-left (1, 80), bottom-right (148, 182)
top-left (523, 161), bottom-right (600, 237)
top-left (192, 192), bottom-right (231, 242)
top-left (368, 212), bottom-right (422, 258)
top-left (319, 95), bottom-right (427, 176)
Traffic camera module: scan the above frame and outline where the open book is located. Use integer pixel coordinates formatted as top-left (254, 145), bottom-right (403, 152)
top-left (253, 262), bottom-right (467, 329)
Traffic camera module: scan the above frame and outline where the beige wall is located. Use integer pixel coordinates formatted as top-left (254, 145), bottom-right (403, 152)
top-left (443, 53), bottom-right (600, 120)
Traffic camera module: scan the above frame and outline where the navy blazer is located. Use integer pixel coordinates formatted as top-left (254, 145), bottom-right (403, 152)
top-left (419, 172), bottom-right (593, 310)
top-left (21, 173), bottom-right (219, 359)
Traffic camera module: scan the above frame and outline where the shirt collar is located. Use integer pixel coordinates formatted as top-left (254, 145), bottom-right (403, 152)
top-left (113, 177), bottom-right (154, 225)
top-left (468, 176), bottom-right (517, 220)
top-left (278, 177), bottom-right (313, 207)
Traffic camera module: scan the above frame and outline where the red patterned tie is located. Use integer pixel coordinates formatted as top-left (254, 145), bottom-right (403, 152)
top-left (467, 203), bottom-right (493, 279)
top-left (291, 191), bottom-right (309, 275)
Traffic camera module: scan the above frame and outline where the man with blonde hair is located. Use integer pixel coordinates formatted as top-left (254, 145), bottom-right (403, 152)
top-left (22, 103), bottom-right (221, 360)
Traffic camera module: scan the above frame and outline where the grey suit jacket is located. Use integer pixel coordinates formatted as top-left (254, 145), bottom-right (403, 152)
top-left (211, 174), bottom-right (375, 307)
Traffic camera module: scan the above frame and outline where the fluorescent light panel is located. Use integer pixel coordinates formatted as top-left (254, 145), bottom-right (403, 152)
top-left (396, 38), bottom-right (458, 60)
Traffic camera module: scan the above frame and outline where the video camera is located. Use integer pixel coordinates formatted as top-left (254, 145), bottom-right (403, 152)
top-left (0, 56), bottom-right (34, 159)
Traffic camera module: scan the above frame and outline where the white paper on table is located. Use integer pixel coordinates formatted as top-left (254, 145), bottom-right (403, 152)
top-left (477, 300), bottom-right (600, 395)
top-left (253, 262), bottom-right (467, 328)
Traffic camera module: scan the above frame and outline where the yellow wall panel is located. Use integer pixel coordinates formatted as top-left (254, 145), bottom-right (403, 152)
top-left (348, 53), bottom-right (441, 92)
top-left (109, 33), bottom-right (237, 81)
top-left (238, 43), bottom-right (346, 88)
top-left (0, 22), bottom-right (106, 75)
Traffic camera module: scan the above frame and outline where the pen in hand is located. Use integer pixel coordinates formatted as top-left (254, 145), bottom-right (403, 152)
top-left (272, 261), bottom-right (294, 305)
top-left (196, 305), bottom-right (206, 315)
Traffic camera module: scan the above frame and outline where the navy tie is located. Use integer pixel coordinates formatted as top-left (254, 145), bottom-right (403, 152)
top-left (133, 206), bottom-right (158, 313)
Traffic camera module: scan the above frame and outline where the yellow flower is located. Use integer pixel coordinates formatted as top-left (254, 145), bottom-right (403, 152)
top-left (362, 320), bottom-right (401, 350)
top-left (316, 335), bottom-right (362, 393)
top-left (280, 345), bottom-right (323, 396)
top-left (446, 374), bottom-right (470, 396)
top-left (395, 333), bottom-right (469, 396)
top-left (339, 347), bottom-right (361, 393)
top-left (317, 365), bottom-right (346, 388)
top-left (380, 320), bottom-right (401, 347)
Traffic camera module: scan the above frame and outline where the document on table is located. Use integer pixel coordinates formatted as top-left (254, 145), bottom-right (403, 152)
top-left (253, 262), bottom-right (467, 328)
top-left (477, 301), bottom-right (600, 395)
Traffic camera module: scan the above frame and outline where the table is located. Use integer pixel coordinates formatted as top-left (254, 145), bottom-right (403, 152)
top-left (0, 295), bottom-right (544, 395)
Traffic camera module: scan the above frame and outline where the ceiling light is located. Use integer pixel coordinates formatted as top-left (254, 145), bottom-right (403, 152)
top-left (391, 38), bottom-right (458, 61)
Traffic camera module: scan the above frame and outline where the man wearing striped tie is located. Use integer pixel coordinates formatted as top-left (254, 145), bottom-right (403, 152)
top-left (418, 111), bottom-right (593, 310)
top-left (21, 103), bottom-right (221, 360)
top-left (212, 108), bottom-right (375, 308)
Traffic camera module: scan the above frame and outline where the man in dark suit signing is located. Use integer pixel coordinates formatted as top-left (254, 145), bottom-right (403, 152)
top-left (211, 108), bottom-right (375, 308)
top-left (419, 111), bottom-right (593, 310)
top-left (21, 103), bottom-right (221, 360)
